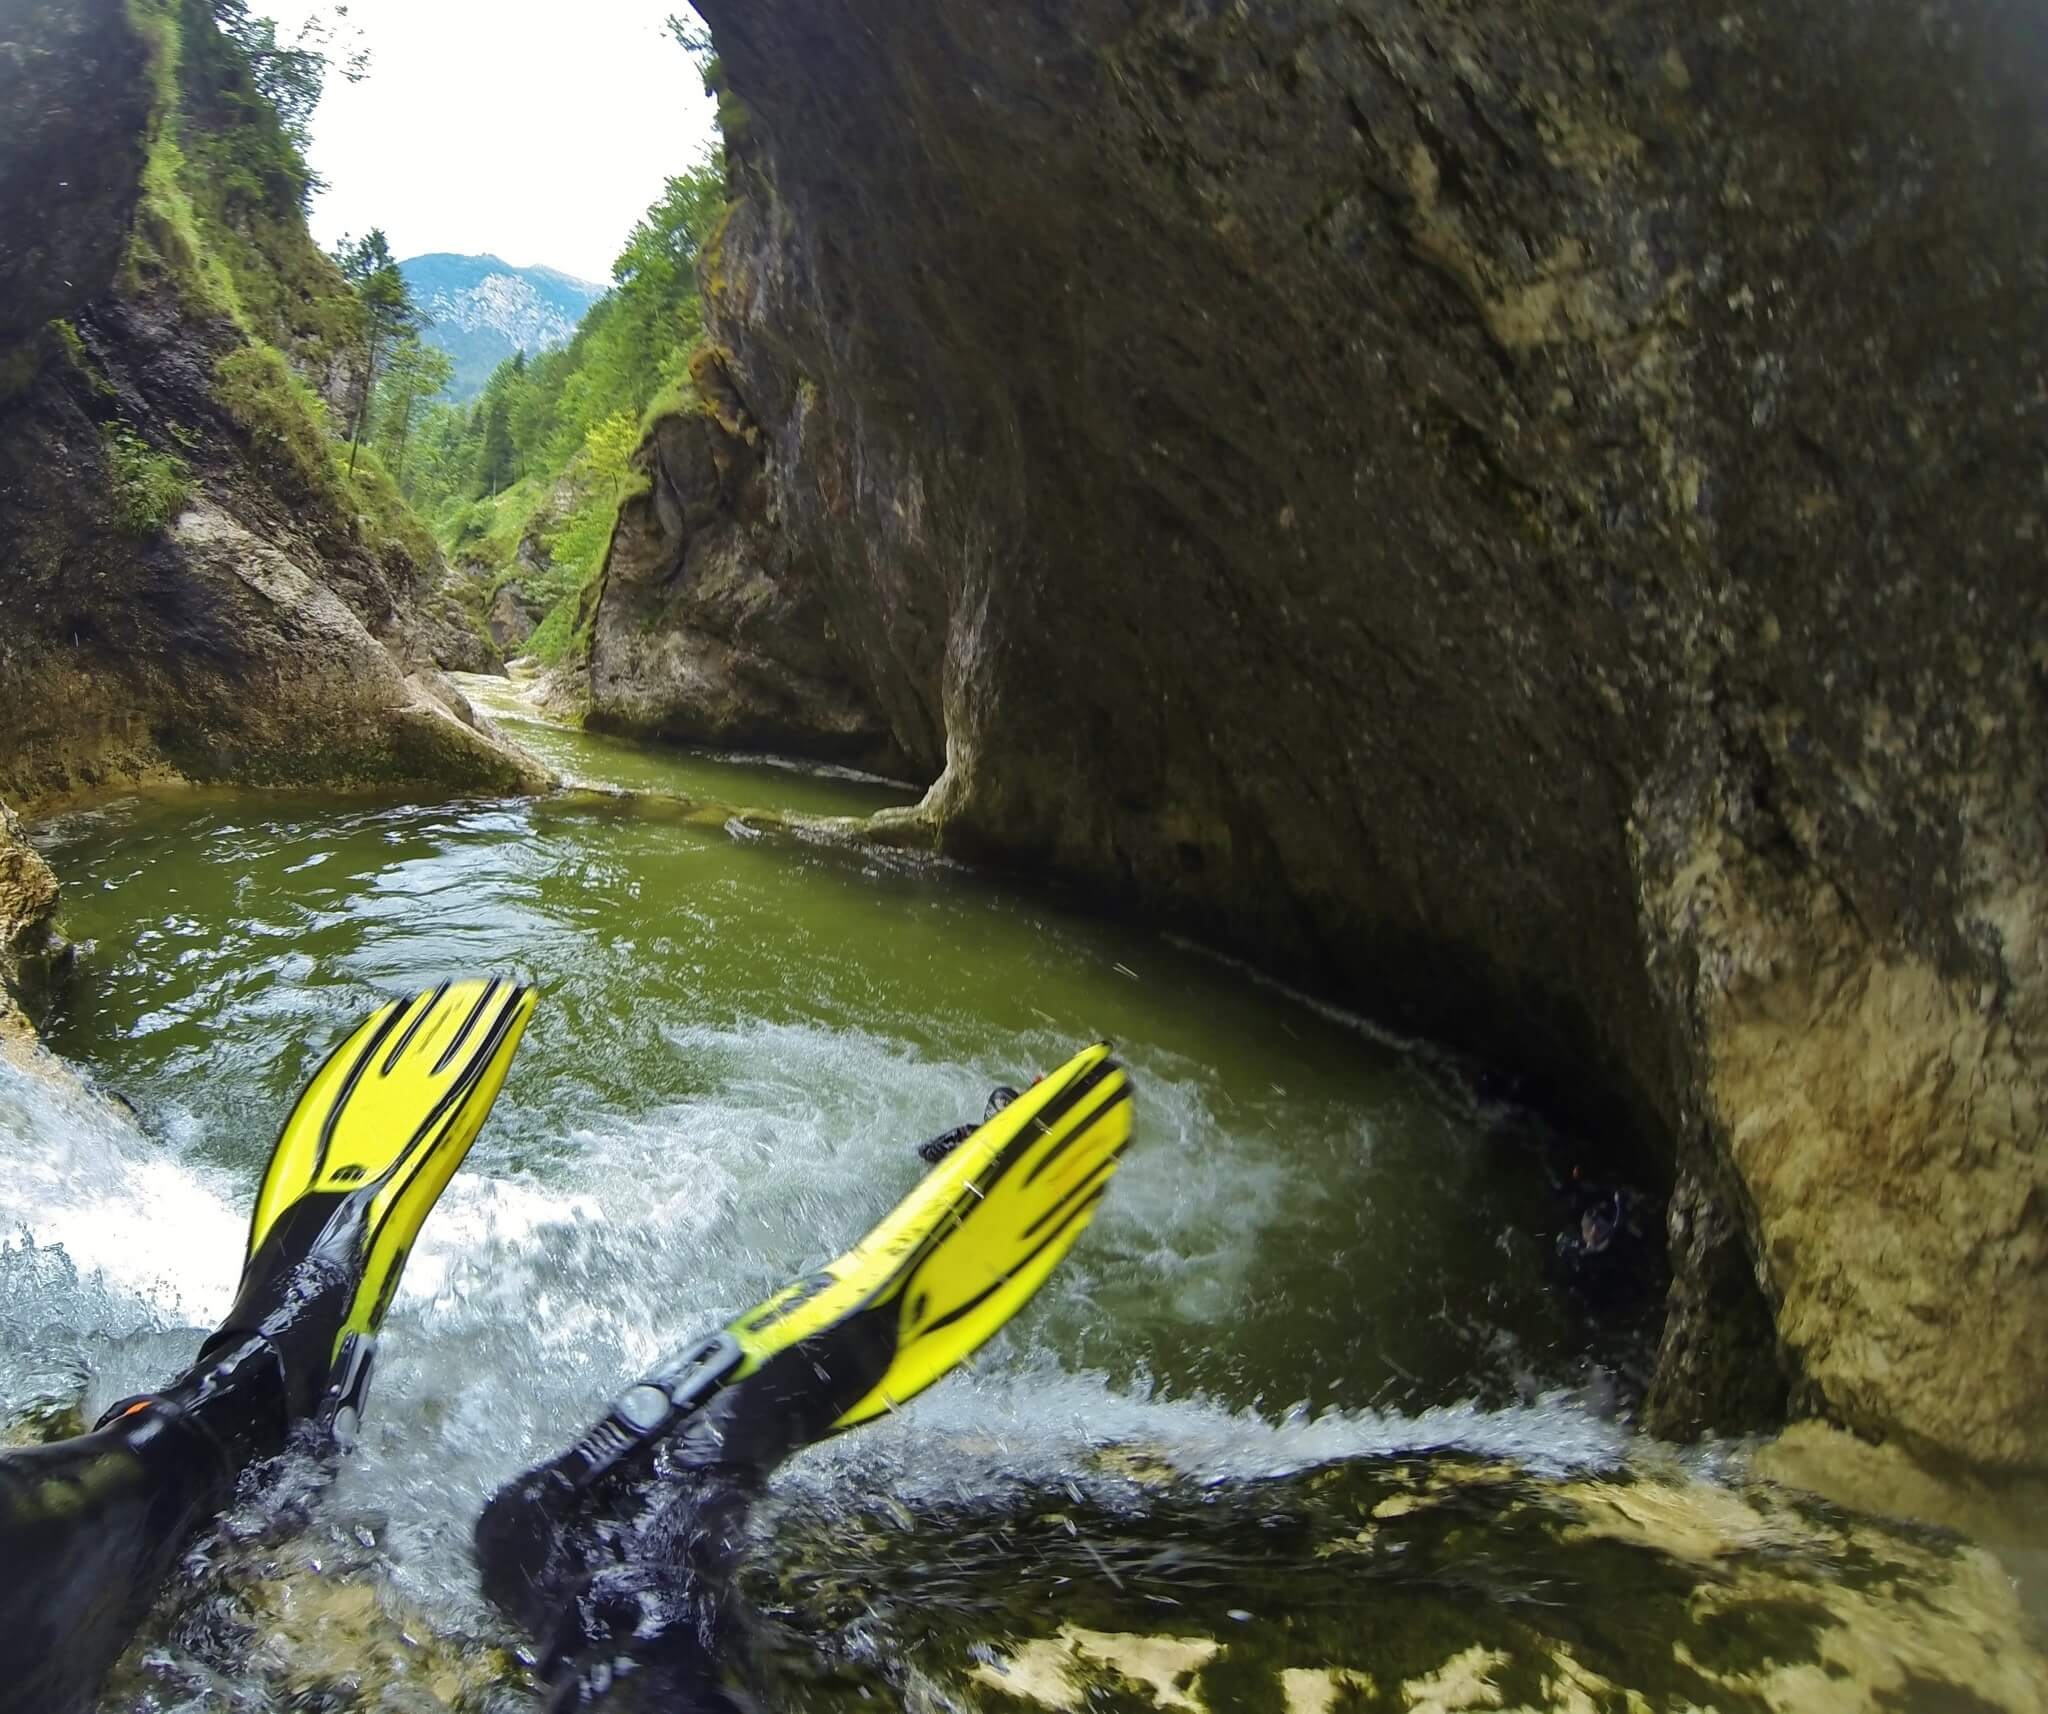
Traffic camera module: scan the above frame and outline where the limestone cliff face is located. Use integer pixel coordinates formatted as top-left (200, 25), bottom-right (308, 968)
top-left (0, 800), bottom-right (61, 1038)
top-left (0, 0), bottom-right (151, 349)
top-left (588, 369), bottom-right (909, 772)
top-left (0, 0), bottom-right (546, 820)
top-left (608, 0), bottom-right (2048, 1469)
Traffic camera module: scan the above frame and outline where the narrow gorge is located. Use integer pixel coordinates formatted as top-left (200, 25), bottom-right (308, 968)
top-left (1, 0), bottom-right (2044, 1708)
top-left (586, 0), bottom-right (2048, 1478)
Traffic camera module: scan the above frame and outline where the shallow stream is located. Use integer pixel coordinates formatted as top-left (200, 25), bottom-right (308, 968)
top-left (0, 679), bottom-right (2037, 1711)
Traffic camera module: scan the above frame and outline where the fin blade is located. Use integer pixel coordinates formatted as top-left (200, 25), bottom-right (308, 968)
top-left (829, 1053), bottom-right (1132, 1429)
top-left (718, 1045), bottom-right (1133, 1429)
top-left (247, 978), bottom-right (538, 1351)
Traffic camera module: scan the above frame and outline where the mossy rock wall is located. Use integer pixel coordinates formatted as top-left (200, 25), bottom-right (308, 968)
top-left (0, 0), bottom-right (545, 812)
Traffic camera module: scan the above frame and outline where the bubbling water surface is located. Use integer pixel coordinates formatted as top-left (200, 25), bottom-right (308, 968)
top-left (4, 695), bottom-right (1648, 1700)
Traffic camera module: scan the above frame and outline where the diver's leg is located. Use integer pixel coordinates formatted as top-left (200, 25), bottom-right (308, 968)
top-left (0, 980), bottom-right (536, 1714)
top-left (516, 1469), bottom-right (762, 1714)
top-left (479, 1048), bottom-right (1134, 1711)
top-left (0, 1393), bottom-right (247, 1714)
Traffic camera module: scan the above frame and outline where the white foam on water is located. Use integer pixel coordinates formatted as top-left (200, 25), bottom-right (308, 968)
top-left (0, 1061), bottom-right (242, 1331)
top-left (786, 1360), bottom-right (1629, 1505)
top-left (0, 919), bottom-right (1619, 1662)
top-left (321, 1016), bottom-right (1619, 1629)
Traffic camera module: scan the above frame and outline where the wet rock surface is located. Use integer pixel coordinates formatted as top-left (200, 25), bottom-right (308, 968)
top-left (638, 0), bottom-right (2048, 1468)
top-left (68, 1441), bottom-right (2047, 1714)
top-left (0, 0), bottom-right (150, 347)
top-left (0, 799), bottom-right (61, 1037)
top-left (589, 386), bottom-right (912, 773)
top-left (746, 1455), bottom-right (2048, 1713)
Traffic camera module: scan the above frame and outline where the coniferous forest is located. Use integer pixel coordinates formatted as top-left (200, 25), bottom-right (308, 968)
top-left (387, 156), bottom-right (726, 661)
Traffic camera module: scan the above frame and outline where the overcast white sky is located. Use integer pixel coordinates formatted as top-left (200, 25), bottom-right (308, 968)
top-left (266, 0), bottom-right (719, 283)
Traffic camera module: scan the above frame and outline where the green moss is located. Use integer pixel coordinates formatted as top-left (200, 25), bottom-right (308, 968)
top-left (639, 378), bottom-right (700, 436)
top-left (102, 423), bottom-right (192, 534)
top-left (121, 0), bottom-right (357, 370)
top-left (733, 1460), bottom-right (1875, 1714)
top-left (434, 476), bottom-right (548, 582)
top-left (51, 320), bottom-right (118, 399)
top-left (698, 205), bottom-right (740, 304)
top-left (213, 342), bottom-right (341, 507)
top-left (716, 90), bottom-right (754, 148)
top-left (340, 444), bottom-right (438, 574)
top-left (521, 591), bottom-right (582, 663)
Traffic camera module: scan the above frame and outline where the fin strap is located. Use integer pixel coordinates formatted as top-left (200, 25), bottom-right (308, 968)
top-left (554, 1333), bottom-right (744, 1495)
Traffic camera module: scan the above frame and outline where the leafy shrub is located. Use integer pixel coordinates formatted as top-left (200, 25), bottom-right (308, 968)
top-left (522, 592), bottom-right (583, 663)
top-left (103, 424), bottom-right (192, 535)
top-left (341, 444), bottom-right (440, 574)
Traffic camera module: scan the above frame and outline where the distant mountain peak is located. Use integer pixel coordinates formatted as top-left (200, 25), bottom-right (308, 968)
top-left (399, 253), bottom-right (606, 404)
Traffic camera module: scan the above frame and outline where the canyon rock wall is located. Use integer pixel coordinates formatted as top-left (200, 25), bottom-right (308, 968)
top-left (603, 0), bottom-right (2048, 1469)
top-left (589, 363), bottom-right (911, 773)
top-left (0, 0), bottom-right (546, 823)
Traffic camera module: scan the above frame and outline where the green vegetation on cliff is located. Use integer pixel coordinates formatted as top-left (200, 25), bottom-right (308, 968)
top-left (102, 423), bottom-right (192, 533)
top-left (399, 152), bottom-right (727, 662)
top-left (116, 0), bottom-right (444, 573)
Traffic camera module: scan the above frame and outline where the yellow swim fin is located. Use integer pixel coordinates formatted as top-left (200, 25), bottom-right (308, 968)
top-left (218, 977), bottom-right (538, 1435)
top-left (555, 1044), bottom-right (1133, 1490)
top-left (745, 1040), bottom-right (1134, 1430)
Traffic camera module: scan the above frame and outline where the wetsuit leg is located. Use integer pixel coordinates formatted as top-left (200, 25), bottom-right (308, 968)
top-left (476, 1352), bottom-right (846, 1714)
top-left (0, 1401), bottom-right (242, 1714)
top-left (478, 1457), bottom-right (765, 1713)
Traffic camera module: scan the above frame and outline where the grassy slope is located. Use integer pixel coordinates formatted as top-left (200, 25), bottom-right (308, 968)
top-left (118, 0), bottom-right (444, 588)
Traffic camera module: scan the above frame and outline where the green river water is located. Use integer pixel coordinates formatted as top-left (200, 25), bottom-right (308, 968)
top-left (0, 677), bottom-right (2037, 1712)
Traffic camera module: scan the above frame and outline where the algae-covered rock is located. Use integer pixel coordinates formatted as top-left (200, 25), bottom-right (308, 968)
top-left (642, 0), bottom-right (2048, 1470)
top-left (0, 797), bottom-right (61, 1039)
top-left (82, 1448), bottom-right (2048, 1714)
top-left (743, 1453), bottom-right (2048, 1713)
top-left (0, 800), bottom-right (58, 971)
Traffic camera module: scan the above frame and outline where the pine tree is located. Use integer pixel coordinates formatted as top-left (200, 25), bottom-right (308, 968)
top-left (375, 338), bottom-right (456, 493)
top-left (474, 387), bottom-right (516, 498)
top-left (332, 228), bottom-right (423, 476)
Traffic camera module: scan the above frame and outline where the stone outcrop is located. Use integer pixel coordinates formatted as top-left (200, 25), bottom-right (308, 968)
top-left (0, 800), bottom-right (61, 1040)
top-left (84, 1446), bottom-right (2048, 1712)
top-left (0, 0), bottom-right (547, 814)
top-left (614, 0), bottom-right (2048, 1470)
top-left (589, 382), bottom-right (909, 771)
top-left (487, 583), bottom-right (539, 653)
top-left (0, 300), bottom-right (548, 806)
top-left (414, 587), bottom-right (508, 677)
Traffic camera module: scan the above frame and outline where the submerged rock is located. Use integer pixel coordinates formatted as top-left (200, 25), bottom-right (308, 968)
top-left (747, 1451), bottom-right (2048, 1713)
top-left (73, 1443), bottom-right (2047, 1714)
top-left (631, 0), bottom-right (2048, 1471)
